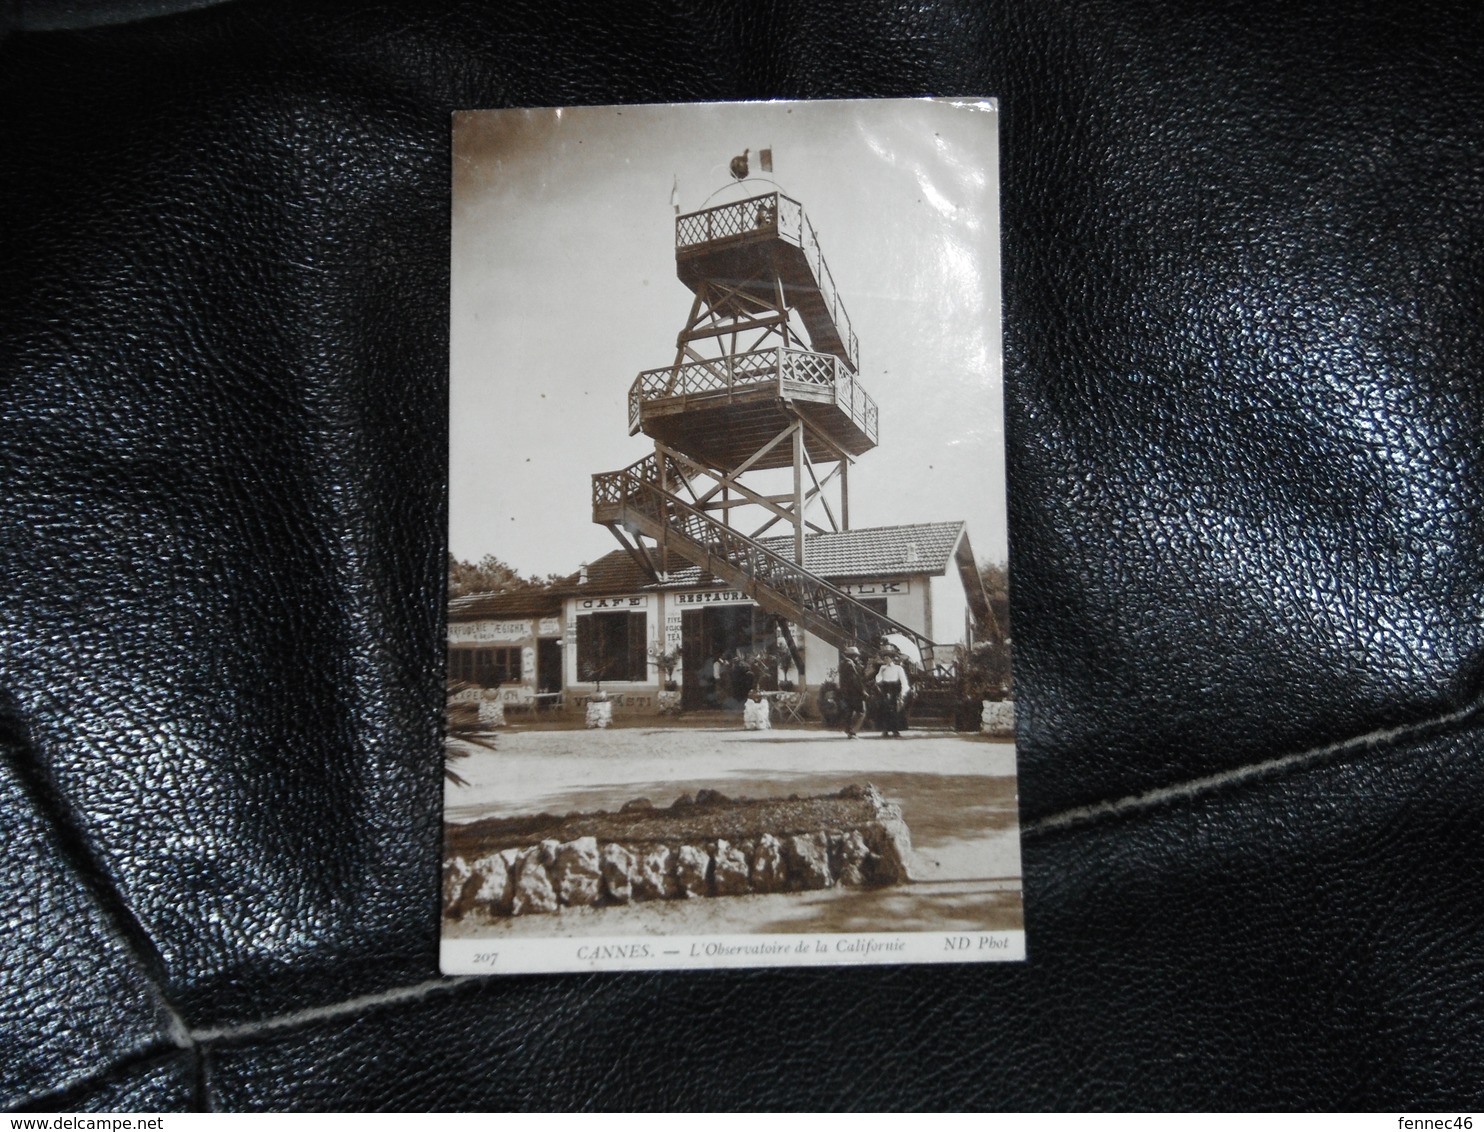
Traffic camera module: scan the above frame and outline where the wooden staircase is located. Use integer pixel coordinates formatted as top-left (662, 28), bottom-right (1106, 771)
top-left (592, 454), bottom-right (936, 664)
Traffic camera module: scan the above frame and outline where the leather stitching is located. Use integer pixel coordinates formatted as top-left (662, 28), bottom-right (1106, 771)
top-left (1024, 697), bottom-right (1484, 838)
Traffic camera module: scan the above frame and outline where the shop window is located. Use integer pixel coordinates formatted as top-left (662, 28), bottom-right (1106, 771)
top-left (448, 646), bottom-right (523, 688)
top-left (576, 611), bottom-right (648, 683)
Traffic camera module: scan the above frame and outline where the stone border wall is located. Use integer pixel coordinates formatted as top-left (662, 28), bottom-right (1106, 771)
top-left (445, 816), bottom-right (912, 918)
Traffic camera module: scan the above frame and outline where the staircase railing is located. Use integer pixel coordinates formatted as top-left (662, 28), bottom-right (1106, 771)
top-left (592, 455), bottom-right (935, 663)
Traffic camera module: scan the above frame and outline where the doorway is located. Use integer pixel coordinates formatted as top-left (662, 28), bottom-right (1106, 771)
top-left (680, 604), bottom-right (770, 710)
top-left (536, 638), bottom-right (563, 704)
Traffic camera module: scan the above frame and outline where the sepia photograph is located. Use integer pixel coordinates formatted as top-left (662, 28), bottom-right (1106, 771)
top-left (441, 98), bottom-right (1022, 974)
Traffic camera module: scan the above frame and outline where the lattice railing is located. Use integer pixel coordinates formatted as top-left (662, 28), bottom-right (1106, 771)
top-left (834, 365), bottom-right (877, 440)
top-left (593, 452), bottom-right (687, 509)
top-left (783, 348), bottom-right (834, 387)
top-left (676, 195), bottom-right (779, 248)
top-left (675, 192), bottom-right (858, 371)
top-left (627, 347), bottom-right (879, 444)
top-left (592, 470), bottom-right (626, 506)
top-left (592, 459), bottom-right (934, 661)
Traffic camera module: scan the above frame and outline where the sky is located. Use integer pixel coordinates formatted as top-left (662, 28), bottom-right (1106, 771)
top-left (449, 98), bottom-right (1006, 579)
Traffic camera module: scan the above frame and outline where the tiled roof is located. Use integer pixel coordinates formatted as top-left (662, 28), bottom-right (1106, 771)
top-left (784, 521), bottom-right (966, 578)
top-left (573, 550), bottom-right (673, 591)
top-left (571, 521), bottom-right (967, 595)
top-left (447, 589), bottom-right (565, 621)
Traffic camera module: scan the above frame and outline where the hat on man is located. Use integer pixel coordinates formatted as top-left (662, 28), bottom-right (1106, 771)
top-left (844, 646), bottom-right (860, 656)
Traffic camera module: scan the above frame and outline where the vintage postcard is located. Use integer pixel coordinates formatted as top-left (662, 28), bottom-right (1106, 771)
top-left (441, 98), bottom-right (1021, 974)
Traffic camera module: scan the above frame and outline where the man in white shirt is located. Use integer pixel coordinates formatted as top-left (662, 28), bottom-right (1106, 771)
top-left (874, 649), bottom-right (910, 738)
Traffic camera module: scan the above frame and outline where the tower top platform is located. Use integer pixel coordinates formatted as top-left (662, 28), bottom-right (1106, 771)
top-left (675, 192), bottom-right (859, 372)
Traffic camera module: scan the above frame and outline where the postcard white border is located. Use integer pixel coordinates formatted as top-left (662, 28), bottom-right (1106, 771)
top-left (443, 929), bottom-right (1025, 975)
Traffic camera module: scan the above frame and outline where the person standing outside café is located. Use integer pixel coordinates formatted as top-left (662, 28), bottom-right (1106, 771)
top-left (837, 645), bottom-right (867, 739)
top-left (874, 648), bottom-right (910, 738)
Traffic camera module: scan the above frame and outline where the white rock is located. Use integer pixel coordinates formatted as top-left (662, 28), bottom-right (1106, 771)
top-left (786, 832), bottom-right (833, 890)
top-left (712, 839), bottom-right (752, 896)
top-left (675, 844), bottom-right (711, 897)
top-left (509, 848), bottom-right (558, 915)
top-left (862, 820), bottom-right (914, 884)
top-left (633, 844), bottom-right (678, 901)
top-left (471, 851), bottom-right (515, 914)
top-left (552, 837), bottom-right (602, 906)
top-left (442, 856), bottom-right (474, 917)
top-left (832, 829), bottom-right (873, 886)
top-left (750, 834), bottom-right (787, 893)
top-left (600, 842), bottom-right (637, 904)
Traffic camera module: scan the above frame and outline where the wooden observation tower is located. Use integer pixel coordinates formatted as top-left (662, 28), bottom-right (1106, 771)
top-left (592, 186), bottom-right (938, 664)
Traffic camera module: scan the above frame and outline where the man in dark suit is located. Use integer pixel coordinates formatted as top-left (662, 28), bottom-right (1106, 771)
top-left (837, 645), bottom-right (867, 739)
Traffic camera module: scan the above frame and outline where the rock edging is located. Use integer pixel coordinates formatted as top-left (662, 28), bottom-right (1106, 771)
top-left (445, 784), bottom-right (913, 918)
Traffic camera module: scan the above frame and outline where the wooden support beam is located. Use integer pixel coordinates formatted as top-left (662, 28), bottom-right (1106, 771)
top-left (841, 457), bottom-right (849, 529)
top-left (690, 470), bottom-right (804, 529)
top-left (773, 273), bottom-right (793, 348)
top-left (797, 415), bottom-right (855, 532)
top-left (655, 444), bottom-right (726, 494)
top-left (793, 421), bottom-right (805, 565)
top-left (669, 457), bottom-right (701, 503)
top-left (678, 313), bottom-right (786, 342)
top-left (749, 512), bottom-right (830, 540)
top-left (667, 289), bottom-right (706, 389)
top-left (674, 425), bottom-right (794, 508)
top-left (678, 282), bottom-right (771, 340)
top-left (699, 493), bottom-right (795, 508)
top-left (661, 432), bottom-right (817, 539)
top-left (775, 617), bottom-right (806, 679)
top-left (605, 523), bottom-right (661, 583)
top-left (801, 416), bottom-right (855, 466)
top-left (699, 279), bottom-right (756, 313)
top-left (809, 459), bottom-right (845, 492)
top-left (636, 536), bottom-right (665, 581)
top-left (797, 433), bottom-right (841, 533)
top-left (746, 326), bottom-right (780, 353)
top-left (808, 464), bottom-right (844, 531)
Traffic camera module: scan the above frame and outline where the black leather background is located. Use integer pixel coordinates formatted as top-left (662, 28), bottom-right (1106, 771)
top-left (2, 0), bottom-right (1482, 1112)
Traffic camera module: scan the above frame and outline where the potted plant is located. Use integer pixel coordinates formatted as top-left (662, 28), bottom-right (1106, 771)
top-left (649, 642), bottom-right (683, 692)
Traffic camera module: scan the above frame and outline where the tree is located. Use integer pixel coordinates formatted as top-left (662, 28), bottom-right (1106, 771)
top-left (447, 553), bottom-right (572, 598)
top-left (979, 560), bottom-right (1010, 638)
top-left (971, 558), bottom-right (1013, 700)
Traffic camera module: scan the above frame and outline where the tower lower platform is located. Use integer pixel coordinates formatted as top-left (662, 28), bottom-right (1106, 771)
top-left (628, 346), bottom-right (877, 471)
